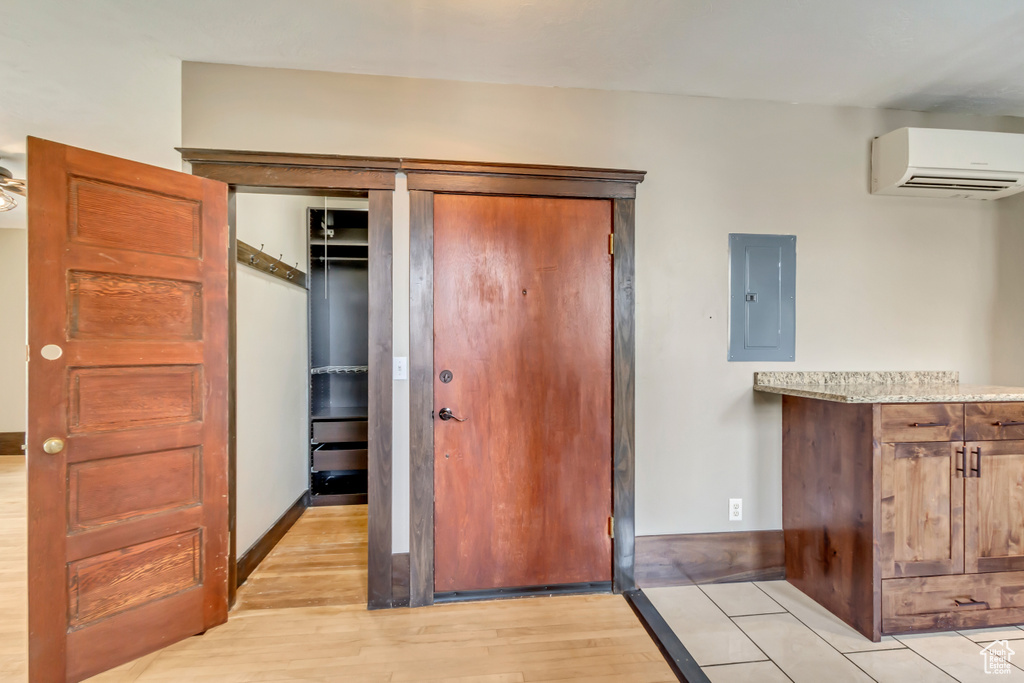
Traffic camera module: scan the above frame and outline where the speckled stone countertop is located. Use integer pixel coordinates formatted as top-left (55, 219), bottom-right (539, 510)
top-left (753, 371), bottom-right (1024, 404)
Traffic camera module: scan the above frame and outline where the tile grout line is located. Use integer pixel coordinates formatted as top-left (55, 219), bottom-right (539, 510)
top-left (695, 583), bottom-right (772, 666)
top-left (691, 583), bottom-right (796, 683)
top-left (746, 582), bottom-right (884, 683)
top-left (926, 632), bottom-right (1024, 676)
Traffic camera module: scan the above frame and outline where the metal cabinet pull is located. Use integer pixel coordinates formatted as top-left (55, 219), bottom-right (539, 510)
top-left (954, 598), bottom-right (988, 608)
top-left (956, 447), bottom-right (966, 477)
top-left (910, 422), bottom-right (946, 427)
top-left (970, 447), bottom-right (981, 478)
top-left (994, 421), bottom-right (1024, 427)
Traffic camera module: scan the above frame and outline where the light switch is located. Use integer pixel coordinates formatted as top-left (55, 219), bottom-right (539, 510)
top-left (393, 356), bottom-right (408, 381)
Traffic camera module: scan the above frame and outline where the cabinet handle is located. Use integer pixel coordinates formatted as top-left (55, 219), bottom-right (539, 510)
top-left (970, 447), bottom-right (981, 478)
top-left (994, 421), bottom-right (1024, 427)
top-left (953, 598), bottom-right (989, 608)
top-left (956, 447), bottom-right (966, 477)
top-left (910, 422), bottom-right (946, 428)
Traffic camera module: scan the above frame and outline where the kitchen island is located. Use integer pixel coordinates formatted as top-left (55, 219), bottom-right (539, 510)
top-left (756, 371), bottom-right (1024, 641)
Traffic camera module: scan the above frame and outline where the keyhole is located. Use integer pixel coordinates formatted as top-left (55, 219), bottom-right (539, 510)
top-left (522, 289), bottom-right (527, 296)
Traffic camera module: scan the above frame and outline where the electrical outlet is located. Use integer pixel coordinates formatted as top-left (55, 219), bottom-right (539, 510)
top-left (729, 498), bottom-right (742, 521)
top-left (393, 356), bottom-right (408, 380)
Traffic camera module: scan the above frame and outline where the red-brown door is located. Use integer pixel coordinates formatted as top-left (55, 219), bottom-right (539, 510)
top-left (27, 138), bottom-right (230, 682)
top-left (433, 194), bottom-right (612, 593)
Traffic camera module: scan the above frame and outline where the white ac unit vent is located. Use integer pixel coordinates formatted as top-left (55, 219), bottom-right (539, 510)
top-left (871, 128), bottom-right (1024, 200)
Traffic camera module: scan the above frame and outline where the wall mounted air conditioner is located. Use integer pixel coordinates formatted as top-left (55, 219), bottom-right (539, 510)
top-left (871, 127), bottom-right (1024, 199)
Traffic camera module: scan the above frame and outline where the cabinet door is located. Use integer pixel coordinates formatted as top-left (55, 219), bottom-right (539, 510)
top-left (880, 442), bottom-right (964, 578)
top-left (965, 440), bottom-right (1024, 573)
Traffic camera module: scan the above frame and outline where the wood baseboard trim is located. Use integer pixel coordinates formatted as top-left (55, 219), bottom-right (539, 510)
top-left (0, 432), bottom-right (25, 456)
top-left (310, 493), bottom-right (368, 507)
top-left (624, 589), bottom-right (708, 683)
top-left (635, 530), bottom-right (784, 588)
top-left (236, 490), bottom-right (309, 587)
top-left (391, 552), bottom-right (410, 608)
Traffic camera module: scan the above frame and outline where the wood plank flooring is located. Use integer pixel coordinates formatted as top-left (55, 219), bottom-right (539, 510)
top-left (0, 456), bottom-right (671, 681)
top-left (234, 505), bottom-right (369, 610)
top-left (0, 457), bottom-right (27, 682)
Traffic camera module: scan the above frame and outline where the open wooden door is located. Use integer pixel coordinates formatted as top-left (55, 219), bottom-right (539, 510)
top-left (27, 138), bottom-right (230, 682)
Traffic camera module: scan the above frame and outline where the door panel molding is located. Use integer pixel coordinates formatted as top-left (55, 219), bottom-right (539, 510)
top-left (29, 138), bottom-right (230, 682)
top-left (408, 172), bottom-right (643, 606)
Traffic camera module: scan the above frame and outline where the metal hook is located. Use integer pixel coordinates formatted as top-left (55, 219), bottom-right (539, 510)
top-left (268, 253), bottom-right (280, 273)
top-left (286, 262), bottom-right (297, 280)
top-left (251, 243), bottom-right (265, 266)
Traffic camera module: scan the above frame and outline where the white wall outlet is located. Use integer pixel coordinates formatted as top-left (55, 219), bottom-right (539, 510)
top-left (393, 356), bottom-right (408, 380)
top-left (729, 498), bottom-right (742, 521)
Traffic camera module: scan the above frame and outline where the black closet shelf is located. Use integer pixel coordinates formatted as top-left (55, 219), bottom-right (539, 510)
top-left (310, 241), bottom-right (368, 249)
top-left (311, 365), bottom-right (368, 375)
top-left (311, 406), bottom-right (369, 420)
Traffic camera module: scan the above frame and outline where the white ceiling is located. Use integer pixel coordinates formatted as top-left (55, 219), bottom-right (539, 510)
top-left (102, 0), bottom-right (1024, 115)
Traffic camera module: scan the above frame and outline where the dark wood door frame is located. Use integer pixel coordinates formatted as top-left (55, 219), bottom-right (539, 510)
top-left (178, 148), bottom-right (645, 610)
top-left (407, 165), bottom-right (645, 607)
top-left (178, 148), bottom-right (396, 609)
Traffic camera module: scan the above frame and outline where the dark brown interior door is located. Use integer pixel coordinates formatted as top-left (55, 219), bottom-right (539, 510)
top-left (433, 194), bottom-right (612, 593)
top-left (27, 137), bottom-right (230, 682)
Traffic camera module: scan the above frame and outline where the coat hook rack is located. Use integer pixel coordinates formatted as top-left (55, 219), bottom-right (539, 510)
top-left (250, 243), bottom-right (265, 266)
top-left (236, 240), bottom-right (307, 289)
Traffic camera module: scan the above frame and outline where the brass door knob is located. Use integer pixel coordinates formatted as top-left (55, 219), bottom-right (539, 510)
top-left (42, 438), bottom-right (65, 454)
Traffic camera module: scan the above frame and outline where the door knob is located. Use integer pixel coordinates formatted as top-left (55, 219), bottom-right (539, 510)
top-left (438, 408), bottom-right (467, 422)
top-left (42, 437), bottom-right (65, 454)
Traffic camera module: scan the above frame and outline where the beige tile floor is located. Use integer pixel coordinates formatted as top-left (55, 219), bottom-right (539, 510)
top-left (646, 581), bottom-right (1024, 682)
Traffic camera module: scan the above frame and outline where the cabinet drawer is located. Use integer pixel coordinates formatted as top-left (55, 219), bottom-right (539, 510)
top-left (966, 403), bottom-right (1024, 441)
top-left (882, 572), bottom-right (1024, 634)
top-left (880, 404), bottom-right (964, 443)
top-left (312, 449), bottom-right (368, 472)
top-left (312, 420), bottom-right (367, 444)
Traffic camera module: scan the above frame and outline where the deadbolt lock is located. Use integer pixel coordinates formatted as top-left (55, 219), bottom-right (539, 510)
top-left (42, 437), bottom-right (65, 454)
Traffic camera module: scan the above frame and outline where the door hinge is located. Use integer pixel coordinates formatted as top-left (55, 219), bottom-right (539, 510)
top-left (609, 515), bottom-right (614, 538)
top-left (609, 234), bottom-right (614, 255)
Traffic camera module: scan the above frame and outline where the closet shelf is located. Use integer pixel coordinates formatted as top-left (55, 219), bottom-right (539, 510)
top-left (311, 365), bottom-right (368, 375)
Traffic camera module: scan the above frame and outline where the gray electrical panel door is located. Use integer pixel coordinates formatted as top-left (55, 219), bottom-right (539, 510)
top-left (729, 233), bottom-right (795, 361)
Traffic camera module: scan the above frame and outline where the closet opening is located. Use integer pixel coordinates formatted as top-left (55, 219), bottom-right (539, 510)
top-left (308, 204), bottom-right (370, 506)
top-left (190, 160), bottom-right (397, 612)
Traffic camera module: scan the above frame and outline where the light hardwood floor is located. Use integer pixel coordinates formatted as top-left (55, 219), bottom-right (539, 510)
top-left (0, 457), bottom-right (672, 681)
top-left (0, 457), bottom-right (27, 682)
top-left (233, 505), bottom-right (369, 611)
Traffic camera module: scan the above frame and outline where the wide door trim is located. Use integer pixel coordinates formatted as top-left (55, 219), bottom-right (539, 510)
top-left (179, 148), bottom-right (396, 610)
top-left (408, 164), bottom-right (644, 607)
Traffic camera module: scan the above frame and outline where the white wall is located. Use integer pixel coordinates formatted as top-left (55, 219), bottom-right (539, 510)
top-left (0, 0), bottom-right (183, 432)
top-left (182, 62), bottom-right (1024, 540)
top-left (234, 194), bottom-right (310, 552)
top-left (0, 230), bottom-right (26, 434)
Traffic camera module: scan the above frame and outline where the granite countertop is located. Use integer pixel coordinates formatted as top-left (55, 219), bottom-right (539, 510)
top-left (753, 371), bottom-right (1024, 404)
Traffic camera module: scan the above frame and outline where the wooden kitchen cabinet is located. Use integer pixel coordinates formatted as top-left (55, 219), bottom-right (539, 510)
top-left (965, 439), bottom-right (1024, 574)
top-left (879, 441), bottom-right (964, 579)
top-left (783, 396), bottom-right (1024, 640)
